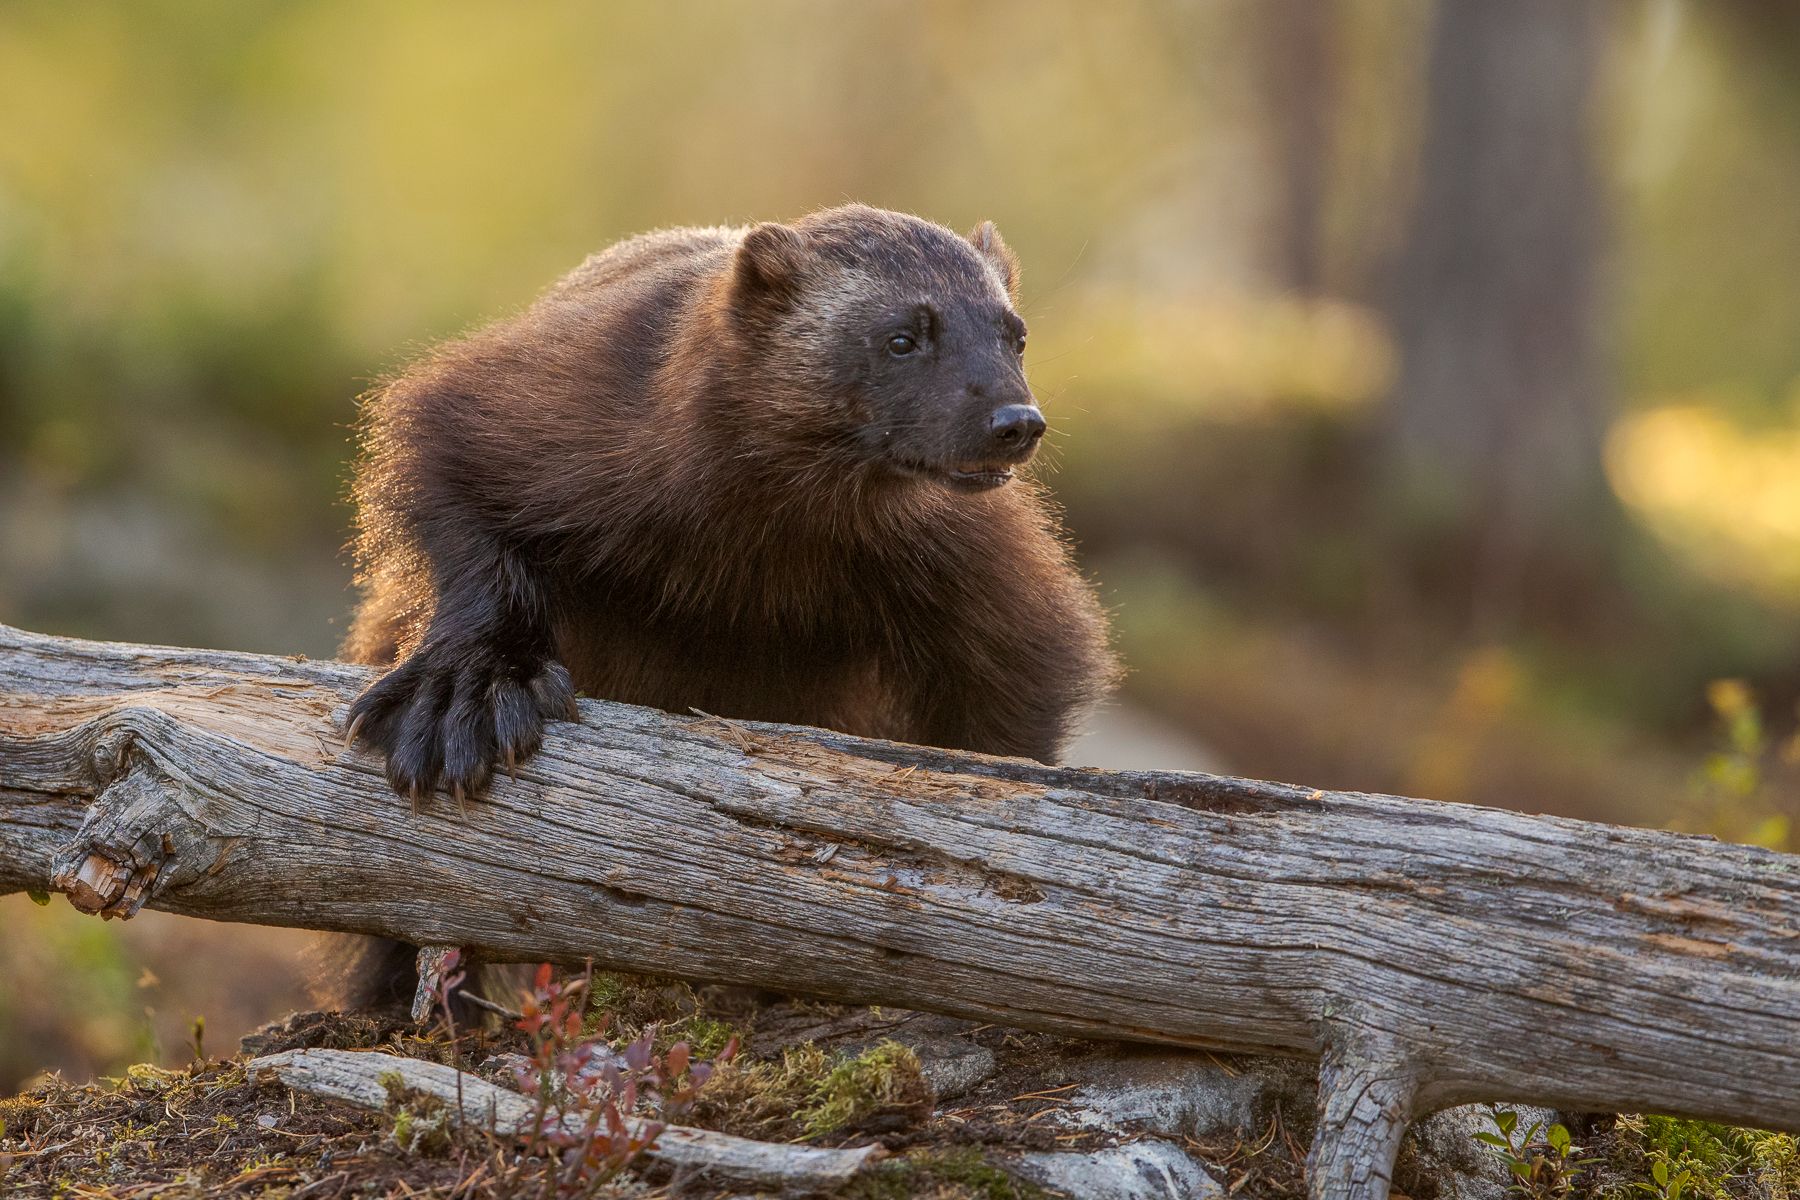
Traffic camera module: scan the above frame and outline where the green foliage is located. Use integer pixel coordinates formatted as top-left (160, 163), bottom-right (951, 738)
top-left (1685, 680), bottom-right (1797, 850)
top-left (1466, 1112), bottom-right (1800, 1200)
top-left (679, 1015), bottom-right (741, 1060)
top-left (1475, 1107), bottom-right (1597, 1199)
top-left (0, 897), bottom-right (153, 1089)
top-left (1601, 1115), bottom-right (1800, 1200)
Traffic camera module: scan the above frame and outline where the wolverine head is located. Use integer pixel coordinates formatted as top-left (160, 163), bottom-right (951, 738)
top-left (726, 204), bottom-right (1043, 493)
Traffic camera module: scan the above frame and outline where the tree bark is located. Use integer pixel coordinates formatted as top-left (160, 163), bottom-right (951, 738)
top-left (3, 623), bottom-right (1798, 1200)
top-left (1385, 0), bottom-right (1613, 630)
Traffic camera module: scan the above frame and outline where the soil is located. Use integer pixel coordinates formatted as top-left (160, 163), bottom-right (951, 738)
top-left (1, 984), bottom-right (1267, 1200)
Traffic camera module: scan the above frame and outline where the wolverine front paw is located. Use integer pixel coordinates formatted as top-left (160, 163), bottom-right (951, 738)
top-left (345, 647), bottom-right (578, 803)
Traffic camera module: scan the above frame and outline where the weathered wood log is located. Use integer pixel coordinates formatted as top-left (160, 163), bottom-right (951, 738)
top-left (2, 623), bottom-right (1798, 1200)
top-left (246, 1049), bottom-right (883, 1190)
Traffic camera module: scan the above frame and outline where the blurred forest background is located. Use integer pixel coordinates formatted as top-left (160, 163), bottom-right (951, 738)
top-left (4, 0), bottom-right (1799, 1090)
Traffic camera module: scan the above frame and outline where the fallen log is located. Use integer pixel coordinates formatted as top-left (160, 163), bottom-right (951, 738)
top-left (2, 622), bottom-right (1797, 1200)
top-left (246, 1048), bottom-right (882, 1190)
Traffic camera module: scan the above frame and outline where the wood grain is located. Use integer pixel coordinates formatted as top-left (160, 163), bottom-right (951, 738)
top-left (4, 623), bottom-right (1797, 1198)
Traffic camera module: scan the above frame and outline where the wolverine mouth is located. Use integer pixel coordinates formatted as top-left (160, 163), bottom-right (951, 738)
top-left (890, 458), bottom-right (1017, 491)
top-left (944, 464), bottom-right (1015, 491)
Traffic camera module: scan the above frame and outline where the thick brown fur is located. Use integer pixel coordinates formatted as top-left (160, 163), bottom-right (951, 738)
top-left (330, 205), bottom-right (1117, 1007)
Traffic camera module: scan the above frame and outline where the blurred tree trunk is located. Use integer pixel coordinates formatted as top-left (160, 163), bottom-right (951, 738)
top-left (1259, 0), bottom-right (1336, 294)
top-left (1386, 0), bottom-right (1613, 633)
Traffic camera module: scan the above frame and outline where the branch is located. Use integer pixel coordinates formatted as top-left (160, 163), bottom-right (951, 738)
top-left (247, 1049), bottom-right (882, 1190)
top-left (4, 623), bottom-right (1798, 1200)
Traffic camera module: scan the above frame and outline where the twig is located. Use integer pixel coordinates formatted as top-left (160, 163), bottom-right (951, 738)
top-left (248, 1048), bottom-right (884, 1190)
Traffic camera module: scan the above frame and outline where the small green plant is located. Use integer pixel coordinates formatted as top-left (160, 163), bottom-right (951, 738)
top-left (380, 1074), bottom-right (454, 1158)
top-left (1476, 1107), bottom-right (1596, 1199)
top-left (1634, 1158), bottom-right (1694, 1200)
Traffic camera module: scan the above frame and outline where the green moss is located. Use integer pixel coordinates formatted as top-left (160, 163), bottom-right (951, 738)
top-left (585, 970), bottom-right (635, 1021)
top-left (797, 1040), bottom-right (929, 1139)
top-left (693, 1039), bottom-right (930, 1143)
top-left (1601, 1115), bottom-right (1800, 1200)
top-left (379, 1068), bottom-right (453, 1157)
top-left (693, 1042), bottom-right (833, 1139)
top-left (579, 970), bottom-right (746, 1058)
top-left (584, 970), bottom-right (689, 1033)
top-left (377, 1069), bottom-right (410, 1106)
top-left (678, 1015), bottom-right (740, 1059)
top-left (847, 1147), bottom-right (1046, 1200)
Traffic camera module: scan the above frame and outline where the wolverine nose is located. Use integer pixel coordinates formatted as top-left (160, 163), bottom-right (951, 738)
top-left (988, 404), bottom-right (1046, 450)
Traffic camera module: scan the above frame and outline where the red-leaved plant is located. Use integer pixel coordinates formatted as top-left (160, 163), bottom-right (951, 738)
top-left (507, 963), bottom-right (736, 1197)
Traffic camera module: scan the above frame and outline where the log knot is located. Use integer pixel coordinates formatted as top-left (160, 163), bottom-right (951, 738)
top-left (50, 732), bottom-right (216, 919)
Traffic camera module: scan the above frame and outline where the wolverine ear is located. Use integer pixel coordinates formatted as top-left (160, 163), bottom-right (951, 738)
top-left (968, 220), bottom-right (1020, 299)
top-left (732, 222), bottom-right (810, 307)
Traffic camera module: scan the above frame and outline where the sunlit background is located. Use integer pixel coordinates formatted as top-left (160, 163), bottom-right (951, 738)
top-left (3, 0), bottom-right (1798, 1089)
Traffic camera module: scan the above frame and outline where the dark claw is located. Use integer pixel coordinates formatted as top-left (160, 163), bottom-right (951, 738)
top-left (530, 662), bottom-right (578, 722)
top-left (347, 647), bottom-right (577, 806)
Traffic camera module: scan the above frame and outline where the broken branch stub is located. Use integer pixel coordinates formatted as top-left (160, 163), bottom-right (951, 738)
top-left (3, 623), bottom-right (1799, 1200)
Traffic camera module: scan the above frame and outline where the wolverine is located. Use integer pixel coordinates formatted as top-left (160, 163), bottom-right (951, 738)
top-left (343, 203), bottom-right (1117, 807)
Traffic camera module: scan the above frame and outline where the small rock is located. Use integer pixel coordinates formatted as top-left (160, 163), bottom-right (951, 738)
top-left (1013, 1140), bottom-right (1226, 1199)
top-left (1051, 1047), bottom-right (1313, 1140)
top-left (835, 1013), bottom-right (999, 1101)
top-left (917, 1041), bottom-right (998, 1100)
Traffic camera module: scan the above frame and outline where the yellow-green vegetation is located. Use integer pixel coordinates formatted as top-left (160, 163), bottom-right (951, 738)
top-left (379, 1069), bottom-right (455, 1157)
top-left (0, 894), bottom-right (155, 1090)
top-left (1601, 1116), bottom-right (1800, 1200)
top-left (116, 1062), bottom-right (188, 1094)
top-left (1680, 679), bottom-right (1798, 852)
top-left (797, 1040), bottom-right (929, 1139)
top-left (679, 1015), bottom-right (740, 1059)
top-left (1476, 1108), bottom-right (1596, 1198)
top-left (1473, 1112), bottom-right (1800, 1200)
top-left (696, 1039), bottom-right (931, 1142)
top-left (582, 970), bottom-right (746, 1058)
top-left (846, 1146), bottom-right (1047, 1200)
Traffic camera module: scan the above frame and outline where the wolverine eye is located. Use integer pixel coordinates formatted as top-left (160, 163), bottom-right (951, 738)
top-left (1014, 334), bottom-right (1027, 356)
top-left (887, 333), bottom-right (917, 357)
